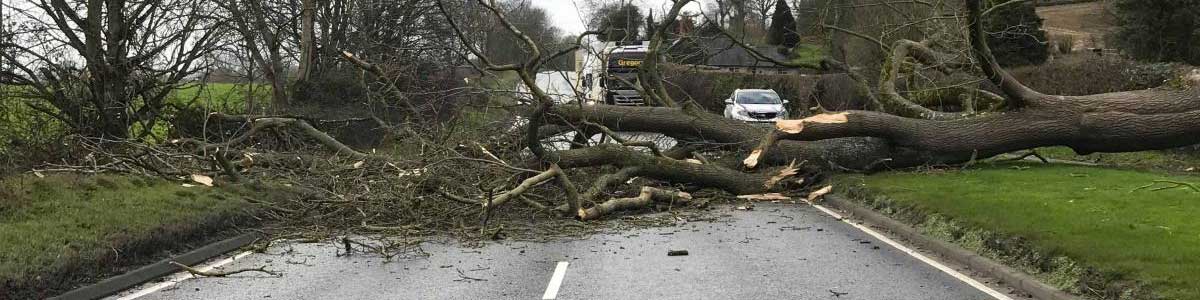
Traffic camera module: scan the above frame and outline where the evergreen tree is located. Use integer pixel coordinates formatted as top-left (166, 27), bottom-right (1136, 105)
top-left (1111, 0), bottom-right (1200, 64)
top-left (593, 3), bottom-right (644, 42)
top-left (984, 0), bottom-right (1048, 66)
top-left (645, 10), bottom-right (656, 38)
top-left (767, 0), bottom-right (800, 48)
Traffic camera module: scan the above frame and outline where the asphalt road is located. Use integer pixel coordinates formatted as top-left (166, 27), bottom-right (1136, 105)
top-left (110, 204), bottom-right (1005, 300)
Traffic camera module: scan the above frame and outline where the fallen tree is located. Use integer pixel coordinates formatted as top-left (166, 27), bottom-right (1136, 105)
top-left (533, 0), bottom-right (1200, 174)
top-left (742, 0), bottom-right (1200, 168)
top-left (430, 0), bottom-right (827, 220)
top-left (436, 0), bottom-right (1200, 222)
top-left (33, 0), bottom-right (1199, 230)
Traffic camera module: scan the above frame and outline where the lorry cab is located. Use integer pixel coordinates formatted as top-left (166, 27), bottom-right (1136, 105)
top-left (574, 41), bottom-right (655, 106)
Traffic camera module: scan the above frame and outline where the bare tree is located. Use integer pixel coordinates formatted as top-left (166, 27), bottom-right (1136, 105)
top-left (216, 0), bottom-right (293, 107)
top-left (705, 0), bottom-right (730, 27)
top-left (730, 0), bottom-right (748, 36)
top-left (748, 0), bottom-right (775, 39)
top-left (0, 0), bottom-right (6, 73)
top-left (0, 0), bottom-right (222, 138)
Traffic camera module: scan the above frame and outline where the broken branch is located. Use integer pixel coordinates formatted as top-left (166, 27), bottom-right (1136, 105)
top-left (169, 261), bottom-right (279, 277)
top-left (577, 187), bottom-right (692, 221)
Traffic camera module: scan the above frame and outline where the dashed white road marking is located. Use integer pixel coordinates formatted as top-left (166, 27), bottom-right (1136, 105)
top-left (115, 251), bottom-right (255, 300)
top-left (541, 261), bottom-right (570, 300)
top-left (812, 204), bottom-right (1015, 300)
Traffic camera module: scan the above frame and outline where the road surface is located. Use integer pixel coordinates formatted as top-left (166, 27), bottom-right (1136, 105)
top-left (109, 204), bottom-right (1015, 300)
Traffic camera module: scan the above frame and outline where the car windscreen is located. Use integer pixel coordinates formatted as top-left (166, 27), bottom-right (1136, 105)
top-left (736, 91), bottom-right (781, 104)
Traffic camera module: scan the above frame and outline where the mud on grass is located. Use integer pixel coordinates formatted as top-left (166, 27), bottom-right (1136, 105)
top-left (0, 174), bottom-right (290, 299)
top-left (836, 162), bottom-right (1200, 300)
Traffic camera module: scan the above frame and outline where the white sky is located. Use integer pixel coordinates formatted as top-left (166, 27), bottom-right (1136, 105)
top-left (531, 0), bottom-right (706, 35)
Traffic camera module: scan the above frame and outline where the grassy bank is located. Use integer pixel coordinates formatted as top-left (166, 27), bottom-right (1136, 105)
top-left (789, 43), bottom-right (827, 67)
top-left (1035, 147), bottom-right (1200, 173)
top-left (841, 162), bottom-right (1199, 299)
top-left (0, 174), bottom-right (266, 299)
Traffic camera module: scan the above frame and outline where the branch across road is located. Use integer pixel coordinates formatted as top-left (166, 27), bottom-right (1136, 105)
top-left (111, 204), bottom-right (1012, 300)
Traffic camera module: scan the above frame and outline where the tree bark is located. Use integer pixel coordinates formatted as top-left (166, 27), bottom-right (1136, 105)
top-left (549, 143), bottom-right (807, 195)
top-left (297, 0), bottom-right (316, 81)
top-left (546, 105), bottom-right (929, 171)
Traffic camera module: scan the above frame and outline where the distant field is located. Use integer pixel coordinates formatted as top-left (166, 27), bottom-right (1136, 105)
top-left (171, 82), bottom-right (271, 113)
top-left (1036, 1), bottom-right (1116, 50)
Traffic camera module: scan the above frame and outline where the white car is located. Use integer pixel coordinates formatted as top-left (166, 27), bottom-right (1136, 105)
top-left (723, 89), bottom-right (789, 122)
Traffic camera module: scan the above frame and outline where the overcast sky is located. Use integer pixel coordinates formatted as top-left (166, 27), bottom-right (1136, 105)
top-left (531, 0), bottom-right (706, 35)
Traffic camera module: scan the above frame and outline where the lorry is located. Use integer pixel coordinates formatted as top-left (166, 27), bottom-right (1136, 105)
top-left (574, 41), bottom-right (650, 106)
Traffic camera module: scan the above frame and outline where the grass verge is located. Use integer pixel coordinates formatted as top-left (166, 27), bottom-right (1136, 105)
top-left (0, 174), bottom-right (275, 299)
top-left (838, 162), bottom-right (1199, 299)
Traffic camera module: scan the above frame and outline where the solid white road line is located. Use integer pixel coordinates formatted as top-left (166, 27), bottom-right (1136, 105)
top-left (115, 251), bottom-right (255, 300)
top-left (812, 204), bottom-right (1015, 300)
top-left (541, 261), bottom-right (570, 300)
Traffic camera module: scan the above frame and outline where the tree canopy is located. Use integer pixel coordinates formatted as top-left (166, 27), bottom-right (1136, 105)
top-left (593, 2), bottom-right (644, 42)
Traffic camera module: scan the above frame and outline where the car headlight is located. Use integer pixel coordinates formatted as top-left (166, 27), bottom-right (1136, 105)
top-left (735, 108), bottom-right (750, 117)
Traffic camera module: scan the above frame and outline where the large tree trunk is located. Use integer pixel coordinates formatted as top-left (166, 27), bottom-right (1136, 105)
top-left (549, 144), bottom-right (798, 195)
top-left (546, 105), bottom-right (933, 171)
top-left (543, 0), bottom-right (1200, 173)
top-left (739, 0), bottom-right (1200, 168)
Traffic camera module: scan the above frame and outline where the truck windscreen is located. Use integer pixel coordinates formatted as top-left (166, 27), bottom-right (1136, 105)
top-left (606, 73), bottom-right (637, 89)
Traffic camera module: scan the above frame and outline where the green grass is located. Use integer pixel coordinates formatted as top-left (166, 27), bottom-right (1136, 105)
top-left (849, 163), bottom-right (1200, 299)
top-left (788, 43), bottom-right (828, 67)
top-left (169, 82), bottom-right (271, 113)
top-left (1036, 146), bottom-right (1200, 172)
top-left (0, 174), bottom-right (254, 294)
top-left (0, 82), bottom-right (267, 153)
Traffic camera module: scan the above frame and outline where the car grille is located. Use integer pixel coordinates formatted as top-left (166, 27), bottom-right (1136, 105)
top-left (749, 112), bottom-right (777, 119)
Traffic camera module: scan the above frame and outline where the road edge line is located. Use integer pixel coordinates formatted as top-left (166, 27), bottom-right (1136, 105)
top-left (51, 231), bottom-right (262, 300)
top-left (820, 195), bottom-right (1082, 300)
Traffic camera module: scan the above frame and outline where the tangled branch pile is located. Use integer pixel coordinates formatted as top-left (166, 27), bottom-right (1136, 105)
top-left (27, 0), bottom-right (1200, 246)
